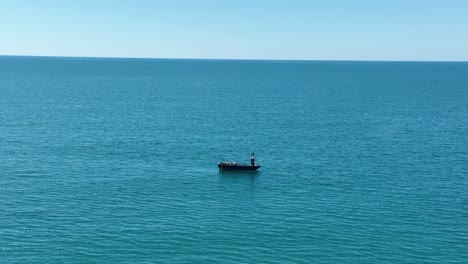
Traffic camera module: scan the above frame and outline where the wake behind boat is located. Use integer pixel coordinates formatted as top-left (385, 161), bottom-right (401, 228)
top-left (218, 153), bottom-right (261, 171)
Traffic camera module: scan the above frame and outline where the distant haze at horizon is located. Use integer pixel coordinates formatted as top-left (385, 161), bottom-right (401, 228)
top-left (2, 54), bottom-right (468, 63)
top-left (1, 0), bottom-right (468, 61)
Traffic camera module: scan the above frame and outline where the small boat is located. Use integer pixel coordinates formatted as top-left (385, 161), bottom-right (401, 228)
top-left (218, 162), bottom-right (261, 171)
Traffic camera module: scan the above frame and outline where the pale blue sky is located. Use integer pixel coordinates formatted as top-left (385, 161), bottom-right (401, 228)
top-left (1, 0), bottom-right (467, 61)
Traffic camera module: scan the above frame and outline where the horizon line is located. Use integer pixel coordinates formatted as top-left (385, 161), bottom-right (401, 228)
top-left (1, 54), bottom-right (467, 63)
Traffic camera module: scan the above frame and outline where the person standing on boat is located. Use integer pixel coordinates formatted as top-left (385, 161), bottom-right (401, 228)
top-left (250, 153), bottom-right (255, 166)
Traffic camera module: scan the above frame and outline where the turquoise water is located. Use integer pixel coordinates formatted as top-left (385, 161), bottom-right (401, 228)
top-left (1, 56), bottom-right (467, 263)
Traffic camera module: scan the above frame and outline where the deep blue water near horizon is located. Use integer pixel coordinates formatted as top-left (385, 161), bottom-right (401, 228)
top-left (1, 56), bottom-right (467, 263)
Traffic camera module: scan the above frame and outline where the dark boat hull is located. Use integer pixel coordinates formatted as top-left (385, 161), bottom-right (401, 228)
top-left (218, 163), bottom-right (261, 171)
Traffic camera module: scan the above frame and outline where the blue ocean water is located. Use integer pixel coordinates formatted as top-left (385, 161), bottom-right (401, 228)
top-left (0, 56), bottom-right (467, 263)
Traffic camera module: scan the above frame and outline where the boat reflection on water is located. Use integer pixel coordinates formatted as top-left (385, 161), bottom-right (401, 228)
top-left (218, 169), bottom-right (260, 175)
top-left (217, 169), bottom-right (260, 186)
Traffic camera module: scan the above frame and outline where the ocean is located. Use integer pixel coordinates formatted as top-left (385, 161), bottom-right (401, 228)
top-left (1, 56), bottom-right (467, 263)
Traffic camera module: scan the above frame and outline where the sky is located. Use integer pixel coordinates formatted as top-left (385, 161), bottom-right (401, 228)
top-left (1, 0), bottom-right (467, 61)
